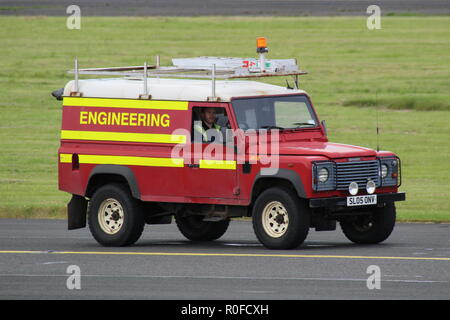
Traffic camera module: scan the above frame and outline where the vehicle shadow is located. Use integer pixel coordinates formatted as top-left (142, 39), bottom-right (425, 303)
top-left (131, 238), bottom-right (396, 254)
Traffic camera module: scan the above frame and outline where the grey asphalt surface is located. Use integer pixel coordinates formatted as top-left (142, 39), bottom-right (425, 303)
top-left (0, 219), bottom-right (449, 300)
top-left (0, 0), bottom-right (449, 16)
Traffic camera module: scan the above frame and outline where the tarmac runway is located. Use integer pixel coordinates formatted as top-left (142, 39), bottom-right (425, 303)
top-left (0, 219), bottom-right (449, 300)
top-left (0, 0), bottom-right (449, 16)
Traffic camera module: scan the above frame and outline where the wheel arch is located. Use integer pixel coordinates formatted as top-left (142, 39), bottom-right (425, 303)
top-left (85, 165), bottom-right (140, 199)
top-left (251, 168), bottom-right (306, 203)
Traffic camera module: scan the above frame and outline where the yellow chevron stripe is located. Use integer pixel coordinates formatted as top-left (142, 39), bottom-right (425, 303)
top-left (61, 130), bottom-right (186, 144)
top-left (63, 97), bottom-right (189, 110)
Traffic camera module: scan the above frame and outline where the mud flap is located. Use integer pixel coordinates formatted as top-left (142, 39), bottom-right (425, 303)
top-left (67, 194), bottom-right (88, 230)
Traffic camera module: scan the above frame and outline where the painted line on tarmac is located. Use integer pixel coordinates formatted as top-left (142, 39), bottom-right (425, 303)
top-left (0, 250), bottom-right (450, 261)
top-left (1, 273), bottom-right (449, 284)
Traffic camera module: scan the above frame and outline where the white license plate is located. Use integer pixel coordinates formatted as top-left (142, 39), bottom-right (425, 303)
top-left (347, 195), bottom-right (377, 206)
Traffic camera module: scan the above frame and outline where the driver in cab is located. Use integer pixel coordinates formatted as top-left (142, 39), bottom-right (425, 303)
top-left (194, 107), bottom-right (223, 143)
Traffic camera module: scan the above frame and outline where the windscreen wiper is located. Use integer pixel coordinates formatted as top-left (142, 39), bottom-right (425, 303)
top-left (285, 122), bottom-right (317, 130)
top-left (292, 122), bottom-right (316, 127)
top-left (259, 125), bottom-right (285, 130)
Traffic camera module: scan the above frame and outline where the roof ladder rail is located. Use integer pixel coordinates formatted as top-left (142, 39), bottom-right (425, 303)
top-left (65, 56), bottom-right (308, 82)
top-left (293, 74), bottom-right (299, 89)
top-left (139, 61), bottom-right (151, 99)
top-left (155, 55), bottom-right (160, 79)
top-left (70, 58), bottom-right (82, 97)
top-left (207, 64), bottom-right (219, 102)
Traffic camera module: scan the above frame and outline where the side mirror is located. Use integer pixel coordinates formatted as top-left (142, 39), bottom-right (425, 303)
top-left (321, 120), bottom-right (328, 136)
top-left (51, 87), bottom-right (64, 101)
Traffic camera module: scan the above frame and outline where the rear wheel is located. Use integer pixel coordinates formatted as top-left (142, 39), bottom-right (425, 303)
top-left (175, 213), bottom-right (230, 241)
top-left (340, 203), bottom-right (396, 244)
top-left (88, 183), bottom-right (145, 246)
top-left (252, 187), bottom-right (310, 249)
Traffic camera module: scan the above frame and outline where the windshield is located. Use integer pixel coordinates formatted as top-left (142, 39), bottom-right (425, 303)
top-left (231, 95), bottom-right (318, 131)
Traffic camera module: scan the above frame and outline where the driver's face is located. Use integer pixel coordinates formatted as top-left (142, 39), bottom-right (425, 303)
top-left (201, 108), bottom-right (217, 126)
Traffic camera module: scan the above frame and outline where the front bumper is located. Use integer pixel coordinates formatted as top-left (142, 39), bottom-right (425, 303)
top-left (309, 192), bottom-right (406, 209)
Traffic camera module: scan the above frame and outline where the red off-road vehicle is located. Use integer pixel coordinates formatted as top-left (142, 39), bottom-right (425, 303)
top-left (55, 40), bottom-right (405, 249)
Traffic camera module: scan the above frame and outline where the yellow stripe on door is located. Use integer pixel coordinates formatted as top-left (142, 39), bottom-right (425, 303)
top-left (199, 159), bottom-right (237, 170)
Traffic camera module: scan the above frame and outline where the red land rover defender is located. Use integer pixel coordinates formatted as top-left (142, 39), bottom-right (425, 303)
top-left (55, 43), bottom-right (405, 249)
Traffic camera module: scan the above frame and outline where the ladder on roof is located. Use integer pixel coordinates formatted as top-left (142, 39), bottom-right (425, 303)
top-left (68, 55), bottom-right (307, 100)
top-left (68, 56), bottom-right (307, 78)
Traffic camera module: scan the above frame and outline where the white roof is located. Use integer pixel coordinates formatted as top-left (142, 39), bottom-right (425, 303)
top-left (63, 78), bottom-right (305, 102)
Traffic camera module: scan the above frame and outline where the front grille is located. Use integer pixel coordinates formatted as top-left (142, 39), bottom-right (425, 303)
top-left (335, 160), bottom-right (380, 190)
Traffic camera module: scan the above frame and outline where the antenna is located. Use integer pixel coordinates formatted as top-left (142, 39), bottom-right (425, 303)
top-left (376, 91), bottom-right (380, 152)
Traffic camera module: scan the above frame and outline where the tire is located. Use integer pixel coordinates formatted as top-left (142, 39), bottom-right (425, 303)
top-left (175, 213), bottom-right (230, 241)
top-left (88, 183), bottom-right (145, 247)
top-left (340, 203), bottom-right (396, 244)
top-left (252, 187), bottom-right (310, 249)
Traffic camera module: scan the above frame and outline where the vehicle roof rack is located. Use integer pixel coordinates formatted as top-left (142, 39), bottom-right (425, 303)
top-left (67, 38), bottom-right (307, 100)
top-left (68, 56), bottom-right (307, 79)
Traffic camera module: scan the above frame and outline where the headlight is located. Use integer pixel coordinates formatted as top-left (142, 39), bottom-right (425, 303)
top-left (313, 161), bottom-right (336, 191)
top-left (379, 157), bottom-right (401, 187)
top-left (381, 164), bottom-right (388, 178)
top-left (318, 168), bottom-right (329, 183)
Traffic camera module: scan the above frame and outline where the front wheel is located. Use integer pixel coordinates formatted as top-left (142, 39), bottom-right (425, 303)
top-left (340, 203), bottom-right (396, 244)
top-left (252, 187), bottom-right (310, 249)
top-left (88, 183), bottom-right (145, 247)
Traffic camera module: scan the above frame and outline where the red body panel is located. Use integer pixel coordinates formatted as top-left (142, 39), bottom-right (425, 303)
top-left (58, 96), bottom-right (399, 207)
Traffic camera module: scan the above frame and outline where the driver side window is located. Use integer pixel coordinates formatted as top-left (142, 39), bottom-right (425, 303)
top-left (192, 106), bottom-right (229, 144)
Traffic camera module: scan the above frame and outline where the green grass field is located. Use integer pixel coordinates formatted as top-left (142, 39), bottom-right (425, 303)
top-left (0, 16), bottom-right (449, 221)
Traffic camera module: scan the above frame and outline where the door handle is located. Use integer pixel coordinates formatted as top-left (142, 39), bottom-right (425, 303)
top-left (188, 164), bottom-right (200, 168)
